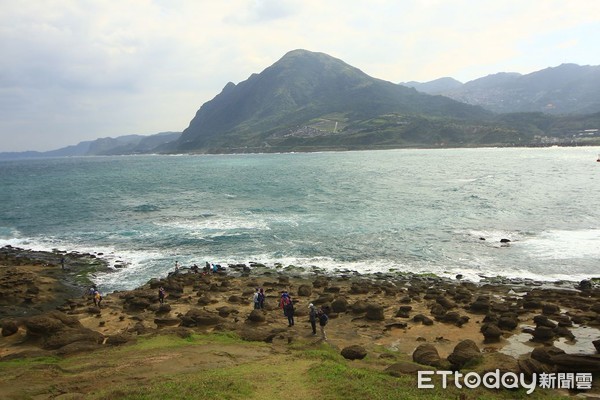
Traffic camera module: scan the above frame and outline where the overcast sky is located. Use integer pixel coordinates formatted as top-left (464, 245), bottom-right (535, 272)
top-left (1, 0), bottom-right (599, 152)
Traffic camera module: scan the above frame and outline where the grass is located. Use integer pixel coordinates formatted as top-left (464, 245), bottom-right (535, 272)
top-left (0, 333), bottom-right (578, 400)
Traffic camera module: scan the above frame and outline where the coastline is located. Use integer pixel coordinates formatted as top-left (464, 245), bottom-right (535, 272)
top-left (1, 245), bottom-right (599, 398)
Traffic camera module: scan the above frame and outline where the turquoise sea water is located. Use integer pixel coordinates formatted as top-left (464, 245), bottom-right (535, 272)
top-left (1, 147), bottom-right (599, 293)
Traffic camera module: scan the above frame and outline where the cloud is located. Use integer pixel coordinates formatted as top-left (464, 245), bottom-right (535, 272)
top-left (0, 0), bottom-right (599, 151)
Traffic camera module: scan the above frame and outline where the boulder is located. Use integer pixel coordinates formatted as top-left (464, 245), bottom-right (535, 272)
top-left (497, 316), bottom-right (518, 331)
top-left (341, 345), bottom-right (368, 360)
top-left (331, 297), bottom-right (348, 313)
top-left (44, 328), bottom-right (104, 350)
top-left (469, 296), bottom-right (490, 314)
top-left (531, 326), bottom-right (555, 342)
top-left (156, 304), bottom-right (171, 314)
top-left (480, 323), bottom-right (503, 343)
top-left (365, 304), bottom-right (385, 321)
top-left (541, 303), bottom-right (560, 315)
top-left (154, 317), bottom-right (181, 328)
top-left (385, 362), bottom-right (432, 377)
top-left (350, 301), bottom-right (368, 314)
top-left (412, 344), bottom-right (442, 367)
top-left (297, 285), bottom-right (312, 296)
top-left (247, 309), bottom-right (266, 323)
top-left (533, 315), bottom-right (557, 329)
top-left (395, 306), bottom-right (412, 318)
top-left (239, 327), bottom-right (287, 343)
top-left (518, 357), bottom-right (553, 378)
top-left (106, 333), bottom-right (134, 346)
top-left (1, 320), bottom-right (18, 337)
top-left (436, 296), bottom-right (456, 309)
top-left (551, 354), bottom-right (600, 373)
top-left (447, 339), bottom-right (481, 369)
top-left (531, 346), bottom-right (566, 364)
top-left (593, 339), bottom-right (600, 353)
top-left (184, 309), bottom-right (223, 326)
top-left (413, 314), bottom-right (434, 326)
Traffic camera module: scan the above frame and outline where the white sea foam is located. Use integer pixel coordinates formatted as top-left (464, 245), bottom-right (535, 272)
top-left (519, 229), bottom-right (600, 260)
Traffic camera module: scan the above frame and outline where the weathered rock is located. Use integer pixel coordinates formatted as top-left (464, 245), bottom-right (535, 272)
top-left (541, 303), bottom-right (560, 315)
top-left (395, 306), bottom-right (412, 318)
top-left (154, 317), bottom-right (181, 328)
top-left (497, 316), bottom-right (518, 331)
top-left (447, 339), bottom-right (481, 369)
top-left (56, 342), bottom-right (102, 356)
top-left (412, 343), bottom-right (442, 367)
top-left (385, 362), bottom-right (432, 377)
top-left (531, 346), bottom-right (566, 364)
top-left (350, 301), bottom-right (368, 314)
top-left (297, 285), bottom-right (312, 296)
top-left (518, 357), bottom-right (553, 378)
top-left (1, 320), bottom-right (18, 337)
top-left (593, 339), bottom-right (600, 353)
top-left (44, 328), bottom-right (104, 350)
top-left (156, 304), bottom-right (172, 314)
top-left (469, 296), bottom-right (490, 314)
top-left (248, 309), bottom-right (266, 323)
top-left (106, 333), bottom-right (134, 346)
top-left (436, 296), bottom-right (456, 310)
top-left (331, 297), bottom-right (348, 313)
top-left (184, 309), bottom-right (222, 326)
top-left (531, 326), bottom-right (555, 342)
top-left (480, 323), bottom-right (503, 342)
top-left (413, 314), bottom-right (434, 326)
top-left (384, 322), bottom-right (407, 331)
top-left (239, 327), bottom-right (287, 343)
top-left (341, 345), bottom-right (367, 360)
top-left (533, 315), bottom-right (557, 329)
top-left (551, 354), bottom-right (600, 373)
top-left (470, 352), bottom-right (520, 375)
top-left (365, 304), bottom-right (385, 321)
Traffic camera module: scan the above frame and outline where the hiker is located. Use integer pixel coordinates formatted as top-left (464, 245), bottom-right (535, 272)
top-left (258, 288), bottom-right (265, 309)
top-left (60, 256), bottom-right (65, 270)
top-left (212, 263), bottom-right (218, 274)
top-left (204, 261), bottom-right (211, 274)
top-left (158, 286), bottom-right (166, 304)
top-left (93, 290), bottom-right (103, 308)
top-left (318, 308), bottom-right (328, 340)
top-left (175, 260), bottom-right (180, 272)
top-left (279, 291), bottom-right (294, 327)
top-left (253, 288), bottom-right (260, 309)
top-left (309, 303), bottom-right (317, 335)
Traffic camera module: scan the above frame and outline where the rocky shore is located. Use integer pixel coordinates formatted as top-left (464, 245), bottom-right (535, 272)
top-left (1, 245), bottom-right (599, 396)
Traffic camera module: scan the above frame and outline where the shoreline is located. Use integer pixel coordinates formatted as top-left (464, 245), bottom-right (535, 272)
top-left (1, 245), bottom-right (599, 397)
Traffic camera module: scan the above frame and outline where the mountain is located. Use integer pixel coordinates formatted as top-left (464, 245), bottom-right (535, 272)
top-left (0, 132), bottom-right (181, 160)
top-left (400, 77), bottom-right (463, 94)
top-left (405, 64), bottom-right (600, 115)
top-left (174, 50), bottom-right (497, 152)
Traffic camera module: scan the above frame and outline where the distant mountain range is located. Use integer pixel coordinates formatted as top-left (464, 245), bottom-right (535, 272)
top-left (0, 132), bottom-right (180, 160)
top-left (2, 50), bottom-right (599, 159)
top-left (401, 63), bottom-right (600, 115)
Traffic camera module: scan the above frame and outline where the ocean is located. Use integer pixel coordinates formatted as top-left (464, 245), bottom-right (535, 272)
top-left (1, 147), bottom-right (599, 293)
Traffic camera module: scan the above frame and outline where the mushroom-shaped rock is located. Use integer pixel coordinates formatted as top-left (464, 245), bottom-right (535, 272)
top-left (447, 339), bottom-right (481, 369)
top-left (248, 309), bottom-right (266, 323)
top-left (412, 344), bottom-right (442, 367)
top-left (341, 345), bottom-right (368, 360)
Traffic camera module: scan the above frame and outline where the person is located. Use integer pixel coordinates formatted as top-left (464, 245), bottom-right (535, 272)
top-left (204, 261), bottom-right (211, 274)
top-left (253, 288), bottom-right (260, 309)
top-left (158, 286), bottom-right (166, 304)
top-left (258, 288), bottom-right (265, 309)
top-left (279, 291), bottom-right (294, 327)
top-left (318, 308), bottom-right (328, 340)
top-left (93, 290), bottom-right (103, 308)
top-left (190, 264), bottom-right (199, 273)
top-left (175, 261), bottom-right (180, 272)
top-left (212, 263), bottom-right (218, 274)
top-left (60, 256), bottom-right (65, 270)
top-left (309, 303), bottom-right (317, 335)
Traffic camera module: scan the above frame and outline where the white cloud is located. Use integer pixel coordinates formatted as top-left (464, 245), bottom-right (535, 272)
top-left (0, 0), bottom-right (599, 151)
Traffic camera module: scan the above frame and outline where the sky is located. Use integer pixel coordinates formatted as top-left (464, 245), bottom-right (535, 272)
top-left (1, 0), bottom-right (599, 152)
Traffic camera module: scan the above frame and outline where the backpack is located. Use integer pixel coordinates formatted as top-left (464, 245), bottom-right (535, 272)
top-left (319, 313), bottom-right (328, 326)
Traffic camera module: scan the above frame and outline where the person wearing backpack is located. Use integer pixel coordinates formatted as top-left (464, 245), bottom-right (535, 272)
top-left (253, 288), bottom-right (260, 309)
top-left (258, 288), bottom-right (265, 309)
top-left (309, 303), bottom-right (318, 335)
top-left (318, 308), bottom-right (328, 340)
top-left (279, 291), bottom-right (295, 327)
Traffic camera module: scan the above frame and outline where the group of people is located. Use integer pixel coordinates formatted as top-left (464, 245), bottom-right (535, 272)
top-left (87, 287), bottom-right (103, 307)
top-left (276, 290), bottom-right (329, 339)
top-left (253, 288), bottom-right (265, 309)
top-left (171, 260), bottom-right (220, 275)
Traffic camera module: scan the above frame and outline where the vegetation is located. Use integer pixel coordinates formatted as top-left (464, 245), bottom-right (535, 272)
top-left (0, 332), bottom-right (572, 399)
